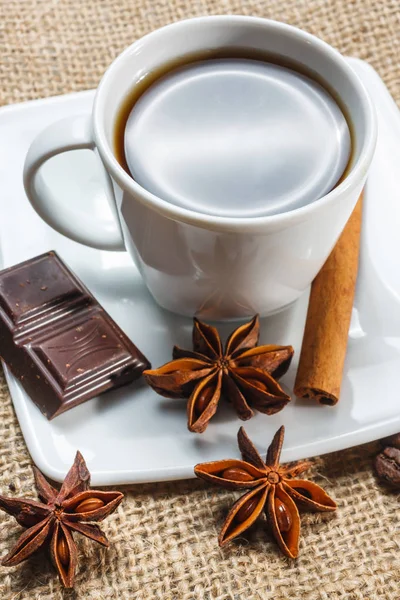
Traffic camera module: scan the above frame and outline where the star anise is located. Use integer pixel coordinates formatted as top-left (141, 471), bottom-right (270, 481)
top-left (0, 452), bottom-right (123, 587)
top-left (144, 315), bottom-right (293, 433)
top-left (194, 426), bottom-right (336, 557)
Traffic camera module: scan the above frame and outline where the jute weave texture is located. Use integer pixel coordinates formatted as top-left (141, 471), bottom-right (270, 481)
top-left (0, 1), bottom-right (399, 598)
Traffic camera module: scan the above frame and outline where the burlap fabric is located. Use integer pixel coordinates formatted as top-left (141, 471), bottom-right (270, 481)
top-left (0, 1), bottom-right (399, 598)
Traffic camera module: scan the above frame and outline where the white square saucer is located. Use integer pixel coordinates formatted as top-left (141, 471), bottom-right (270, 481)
top-left (0, 58), bottom-right (399, 485)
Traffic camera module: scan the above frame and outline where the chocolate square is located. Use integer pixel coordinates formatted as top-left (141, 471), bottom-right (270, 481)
top-left (0, 251), bottom-right (150, 418)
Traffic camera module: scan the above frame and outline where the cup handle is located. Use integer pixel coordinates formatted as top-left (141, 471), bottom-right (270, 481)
top-left (23, 114), bottom-right (125, 251)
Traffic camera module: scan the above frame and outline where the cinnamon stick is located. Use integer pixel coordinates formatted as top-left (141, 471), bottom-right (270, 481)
top-left (294, 193), bottom-right (363, 405)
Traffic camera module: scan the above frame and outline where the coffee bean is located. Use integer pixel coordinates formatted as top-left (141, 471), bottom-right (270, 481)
top-left (375, 446), bottom-right (400, 488)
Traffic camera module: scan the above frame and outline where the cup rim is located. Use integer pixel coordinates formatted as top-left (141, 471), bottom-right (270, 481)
top-left (93, 15), bottom-right (377, 232)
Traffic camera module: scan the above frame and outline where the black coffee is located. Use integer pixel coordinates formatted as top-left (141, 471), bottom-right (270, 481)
top-left (114, 50), bottom-right (353, 217)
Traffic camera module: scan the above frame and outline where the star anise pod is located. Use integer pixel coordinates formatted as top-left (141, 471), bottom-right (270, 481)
top-left (0, 452), bottom-right (123, 587)
top-left (194, 426), bottom-right (336, 557)
top-left (144, 315), bottom-right (293, 433)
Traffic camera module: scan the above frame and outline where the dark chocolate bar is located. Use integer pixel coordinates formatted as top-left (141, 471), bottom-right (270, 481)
top-left (0, 251), bottom-right (150, 418)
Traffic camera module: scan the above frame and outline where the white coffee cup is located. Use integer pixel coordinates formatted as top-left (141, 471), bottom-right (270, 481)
top-left (23, 16), bottom-right (377, 320)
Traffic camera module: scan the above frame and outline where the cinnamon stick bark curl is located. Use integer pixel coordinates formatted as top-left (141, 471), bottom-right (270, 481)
top-left (294, 193), bottom-right (363, 405)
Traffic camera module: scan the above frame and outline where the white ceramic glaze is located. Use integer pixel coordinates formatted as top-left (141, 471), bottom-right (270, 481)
top-left (1, 59), bottom-right (400, 485)
top-left (23, 17), bottom-right (376, 320)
